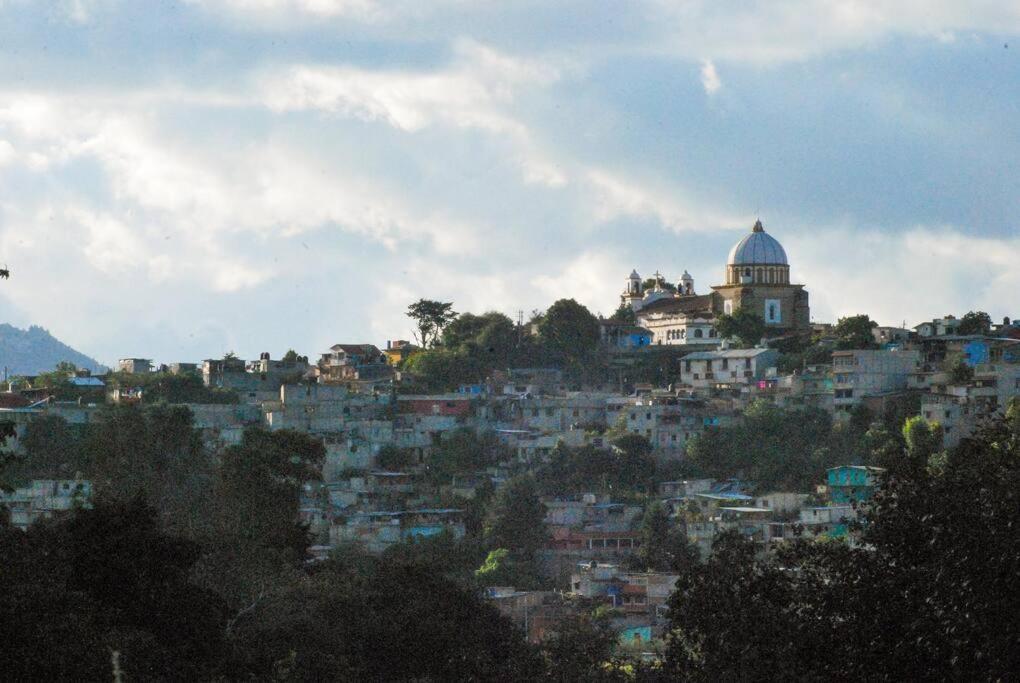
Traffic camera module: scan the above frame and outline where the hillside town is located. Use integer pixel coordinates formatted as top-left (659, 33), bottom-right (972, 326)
top-left (3, 220), bottom-right (1018, 664)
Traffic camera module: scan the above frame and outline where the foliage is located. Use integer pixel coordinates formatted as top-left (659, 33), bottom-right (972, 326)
top-left (957, 310), bottom-right (992, 335)
top-left (611, 302), bottom-right (637, 325)
top-left (406, 298), bottom-right (457, 349)
top-left (538, 298), bottom-right (600, 365)
top-left (375, 443), bottom-right (414, 471)
top-left (0, 498), bottom-right (227, 680)
top-left (714, 308), bottom-right (766, 348)
top-left (443, 311), bottom-right (518, 368)
top-left (665, 408), bottom-right (1020, 680)
top-left (486, 475), bottom-right (548, 560)
top-left (428, 428), bottom-right (510, 483)
top-left (686, 400), bottom-right (865, 491)
top-left (635, 501), bottom-right (699, 573)
top-left (833, 314), bottom-right (878, 350)
top-left (776, 342), bottom-right (832, 373)
top-left (946, 358), bottom-right (971, 385)
top-left (541, 609), bottom-right (620, 682)
top-left (474, 546), bottom-right (544, 589)
top-left (401, 347), bottom-right (479, 391)
top-left (281, 348), bottom-right (308, 363)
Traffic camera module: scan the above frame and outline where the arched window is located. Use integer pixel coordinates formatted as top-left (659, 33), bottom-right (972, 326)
top-left (694, 328), bottom-right (703, 338)
top-left (756, 268), bottom-right (763, 283)
top-left (709, 328), bottom-right (717, 338)
top-left (744, 267), bottom-right (752, 278)
top-left (680, 329), bottom-right (686, 338)
top-left (768, 269), bottom-right (775, 284)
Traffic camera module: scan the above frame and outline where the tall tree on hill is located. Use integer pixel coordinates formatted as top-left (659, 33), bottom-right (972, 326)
top-left (407, 299), bottom-right (457, 349)
top-left (538, 298), bottom-right (600, 363)
top-left (834, 314), bottom-right (878, 350)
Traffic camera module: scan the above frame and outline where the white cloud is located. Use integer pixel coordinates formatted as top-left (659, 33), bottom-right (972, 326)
top-left (700, 59), bottom-right (721, 94)
top-left (647, 1), bottom-right (1020, 64)
top-left (0, 139), bottom-right (15, 167)
top-left (585, 168), bottom-right (746, 234)
top-left (786, 226), bottom-right (1020, 326)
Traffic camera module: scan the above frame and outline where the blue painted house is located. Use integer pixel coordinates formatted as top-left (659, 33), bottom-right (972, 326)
top-left (826, 466), bottom-right (884, 505)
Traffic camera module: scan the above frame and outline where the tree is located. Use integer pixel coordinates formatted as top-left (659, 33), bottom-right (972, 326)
top-left (400, 348), bottom-right (479, 392)
top-left (947, 356), bottom-right (974, 384)
top-left (429, 428), bottom-right (509, 482)
top-left (486, 476), bottom-right (548, 560)
top-left (406, 299), bottom-right (457, 349)
top-left (957, 310), bottom-right (992, 335)
top-left (833, 314), bottom-right (878, 350)
top-left (610, 433), bottom-right (656, 492)
top-left (665, 409), bottom-right (1020, 680)
top-left (376, 444), bottom-right (414, 471)
top-left (0, 498), bottom-right (227, 680)
top-left (714, 308), bottom-right (766, 347)
top-left (281, 349), bottom-right (308, 364)
top-left (538, 298), bottom-right (600, 364)
top-left (542, 609), bottom-right (619, 682)
top-left (611, 303), bottom-right (636, 325)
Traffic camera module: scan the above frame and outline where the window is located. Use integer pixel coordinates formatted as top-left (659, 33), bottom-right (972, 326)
top-left (722, 359), bottom-right (729, 370)
top-left (646, 412), bottom-right (652, 420)
top-left (531, 409), bottom-right (539, 417)
top-left (745, 358), bottom-right (752, 369)
top-left (694, 328), bottom-right (703, 338)
top-left (685, 360), bottom-right (691, 372)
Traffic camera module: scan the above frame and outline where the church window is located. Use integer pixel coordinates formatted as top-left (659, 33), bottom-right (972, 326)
top-left (694, 328), bottom-right (703, 338)
top-left (681, 329), bottom-right (686, 338)
top-left (709, 329), bottom-right (717, 338)
top-left (744, 267), bottom-right (751, 278)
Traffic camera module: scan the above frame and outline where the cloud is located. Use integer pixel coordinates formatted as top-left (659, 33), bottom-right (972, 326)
top-left (786, 225), bottom-right (1020, 326)
top-left (700, 59), bottom-right (721, 94)
top-left (584, 168), bottom-right (746, 234)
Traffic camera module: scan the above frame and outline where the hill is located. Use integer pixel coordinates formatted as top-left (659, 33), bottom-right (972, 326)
top-left (0, 324), bottom-right (107, 376)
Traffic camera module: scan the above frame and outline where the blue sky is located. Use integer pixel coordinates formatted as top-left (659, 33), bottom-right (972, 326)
top-left (0, 0), bottom-right (1018, 366)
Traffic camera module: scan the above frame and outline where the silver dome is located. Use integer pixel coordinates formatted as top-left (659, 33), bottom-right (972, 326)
top-left (726, 220), bottom-right (788, 266)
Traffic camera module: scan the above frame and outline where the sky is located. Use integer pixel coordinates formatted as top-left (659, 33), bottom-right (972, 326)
top-left (0, 0), bottom-right (1018, 366)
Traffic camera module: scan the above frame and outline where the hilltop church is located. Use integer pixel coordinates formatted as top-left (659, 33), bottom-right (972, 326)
top-left (621, 220), bottom-right (810, 346)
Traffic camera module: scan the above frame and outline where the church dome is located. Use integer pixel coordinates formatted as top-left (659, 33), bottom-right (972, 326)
top-left (727, 220), bottom-right (788, 266)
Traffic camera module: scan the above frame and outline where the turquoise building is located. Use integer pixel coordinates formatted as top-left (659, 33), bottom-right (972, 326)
top-left (826, 465), bottom-right (883, 505)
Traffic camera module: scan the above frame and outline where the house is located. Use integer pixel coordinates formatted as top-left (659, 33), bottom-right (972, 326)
top-left (570, 563), bottom-right (679, 616)
top-left (319, 344), bottom-right (390, 383)
top-left (831, 349), bottom-right (921, 413)
top-left (0, 479), bottom-right (92, 530)
top-left (118, 358), bottom-right (153, 374)
top-left (872, 326), bottom-right (911, 348)
top-left (330, 508), bottom-right (465, 553)
top-left (679, 348), bottom-right (779, 390)
top-left (913, 316), bottom-right (960, 338)
top-left (384, 340), bottom-right (420, 366)
top-left (599, 320), bottom-right (653, 351)
top-left (826, 466), bottom-right (883, 505)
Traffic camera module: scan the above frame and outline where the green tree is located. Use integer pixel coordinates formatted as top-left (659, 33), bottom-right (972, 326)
top-left (376, 444), bottom-right (414, 471)
top-left (665, 409), bottom-right (1020, 680)
top-left (0, 498), bottom-right (227, 680)
top-left (487, 476), bottom-right (548, 560)
top-left (281, 349), bottom-right (308, 363)
top-left (406, 299), bottom-right (457, 348)
top-left (611, 303), bottom-right (636, 325)
top-left (538, 298), bottom-right (600, 364)
top-left (714, 308), bottom-right (766, 347)
top-left (610, 433), bottom-right (656, 492)
top-left (947, 356), bottom-right (975, 383)
top-left (401, 348), bottom-right (478, 392)
top-left (833, 314), bottom-right (878, 350)
top-left (956, 310), bottom-right (992, 335)
top-left (541, 609), bottom-right (619, 682)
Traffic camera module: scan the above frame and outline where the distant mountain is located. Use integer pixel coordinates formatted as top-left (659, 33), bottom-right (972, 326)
top-left (0, 324), bottom-right (107, 377)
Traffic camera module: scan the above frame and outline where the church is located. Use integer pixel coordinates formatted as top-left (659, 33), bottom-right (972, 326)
top-left (621, 220), bottom-right (810, 346)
